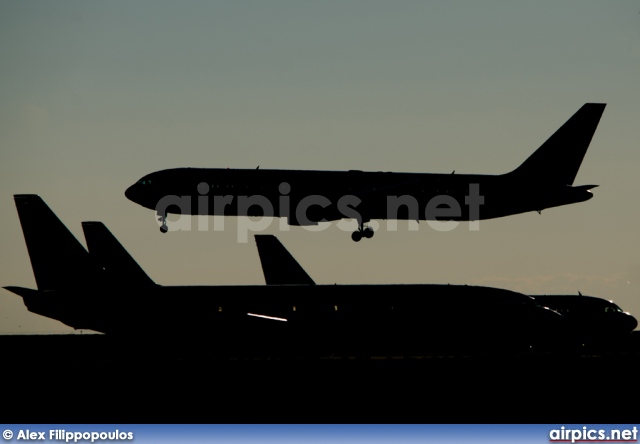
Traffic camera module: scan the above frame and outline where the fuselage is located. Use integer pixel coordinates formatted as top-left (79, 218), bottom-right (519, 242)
top-left (11, 283), bottom-right (566, 356)
top-left (125, 168), bottom-right (596, 226)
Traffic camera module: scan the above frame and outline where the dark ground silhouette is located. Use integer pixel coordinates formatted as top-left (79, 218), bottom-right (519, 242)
top-left (2, 333), bottom-right (639, 424)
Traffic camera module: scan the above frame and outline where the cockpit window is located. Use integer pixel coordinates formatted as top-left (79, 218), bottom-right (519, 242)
top-left (605, 305), bottom-right (623, 313)
top-left (137, 179), bottom-right (152, 185)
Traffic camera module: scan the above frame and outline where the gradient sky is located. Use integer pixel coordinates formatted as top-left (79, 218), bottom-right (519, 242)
top-left (1, 1), bottom-right (639, 334)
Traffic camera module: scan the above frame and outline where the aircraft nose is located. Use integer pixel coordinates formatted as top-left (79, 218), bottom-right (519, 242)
top-left (623, 312), bottom-right (638, 332)
top-left (536, 307), bottom-right (567, 335)
top-left (125, 183), bottom-right (139, 203)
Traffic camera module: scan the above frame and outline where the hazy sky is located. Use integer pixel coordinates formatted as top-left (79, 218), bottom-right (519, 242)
top-left (1, 1), bottom-right (639, 334)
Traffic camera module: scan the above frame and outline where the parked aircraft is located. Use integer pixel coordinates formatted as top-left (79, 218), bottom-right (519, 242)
top-left (125, 103), bottom-right (606, 241)
top-left (5, 194), bottom-right (565, 356)
top-left (253, 234), bottom-right (638, 345)
top-left (532, 294), bottom-right (638, 342)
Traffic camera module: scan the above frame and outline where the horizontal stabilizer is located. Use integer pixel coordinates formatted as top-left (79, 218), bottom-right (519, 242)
top-left (3, 286), bottom-right (40, 299)
top-left (254, 235), bottom-right (315, 285)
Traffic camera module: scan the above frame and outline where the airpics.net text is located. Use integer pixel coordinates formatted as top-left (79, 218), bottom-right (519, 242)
top-left (153, 182), bottom-right (485, 242)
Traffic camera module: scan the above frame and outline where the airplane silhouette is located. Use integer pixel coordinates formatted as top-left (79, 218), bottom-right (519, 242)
top-left (253, 234), bottom-right (638, 345)
top-left (5, 194), bottom-right (567, 357)
top-left (125, 103), bottom-right (606, 241)
top-left (532, 294), bottom-right (637, 342)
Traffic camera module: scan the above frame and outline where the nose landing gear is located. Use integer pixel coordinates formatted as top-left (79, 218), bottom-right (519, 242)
top-left (158, 213), bottom-right (168, 233)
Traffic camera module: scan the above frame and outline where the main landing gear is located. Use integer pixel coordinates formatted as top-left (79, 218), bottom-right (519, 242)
top-left (351, 223), bottom-right (374, 242)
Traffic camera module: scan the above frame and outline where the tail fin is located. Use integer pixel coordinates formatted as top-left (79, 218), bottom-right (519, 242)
top-left (13, 194), bottom-right (104, 291)
top-left (82, 221), bottom-right (156, 287)
top-left (507, 103), bottom-right (606, 185)
top-left (254, 235), bottom-right (315, 285)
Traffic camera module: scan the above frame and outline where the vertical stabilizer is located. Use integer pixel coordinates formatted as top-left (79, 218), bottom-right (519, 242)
top-left (82, 222), bottom-right (156, 287)
top-left (254, 235), bottom-right (315, 285)
top-left (13, 194), bottom-right (103, 290)
top-left (508, 103), bottom-right (606, 185)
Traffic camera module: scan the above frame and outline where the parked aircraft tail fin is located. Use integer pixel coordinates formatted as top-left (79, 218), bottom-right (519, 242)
top-left (82, 221), bottom-right (156, 287)
top-left (12, 194), bottom-right (103, 291)
top-left (254, 235), bottom-right (315, 285)
top-left (507, 103), bottom-right (606, 185)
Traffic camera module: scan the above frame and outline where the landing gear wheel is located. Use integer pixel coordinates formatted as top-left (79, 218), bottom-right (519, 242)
top-left (158, 213), bottom-right (168, 233)
top-left (352, 219), bottom-right (374, 242)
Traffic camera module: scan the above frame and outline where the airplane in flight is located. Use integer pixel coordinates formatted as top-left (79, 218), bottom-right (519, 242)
top-left (125, 103), bottom-right (606, 241)
top-left (5, 194), bottom-right (566, 356)
top-left (253, 234), bottom-right (638, 346)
